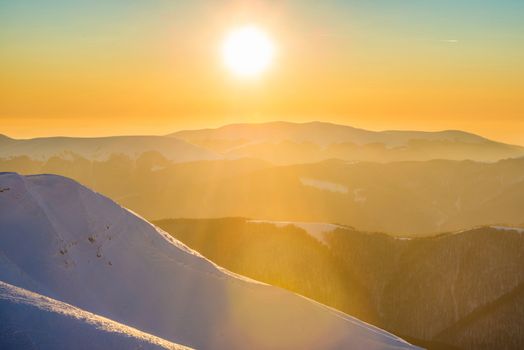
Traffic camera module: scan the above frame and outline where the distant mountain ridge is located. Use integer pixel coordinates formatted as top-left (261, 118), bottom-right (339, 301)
top-left (171, 121), bottom-right (492, 147)
top-left (0, 135), bottom-right (219, 162)
top-left (2, 121), bottom-right (522, 164)
top-left (171, 121), bottom-right (524, 163)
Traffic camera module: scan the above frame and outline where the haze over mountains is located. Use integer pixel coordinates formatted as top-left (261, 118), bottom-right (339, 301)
top-left (171, 122), bottom-right (524, 163)
top-left (3, 155), bottom-right (524, 234)
top-left (2, 121), bottom-right (524, 235)
top-left (0, 134), bottom-right (218, 162)
top-left (2, 121), bottom-right (523, 164)
top-left (0, 172), bottom-right (419, 350)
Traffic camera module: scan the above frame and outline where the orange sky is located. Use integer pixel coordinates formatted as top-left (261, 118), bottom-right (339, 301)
top-left (1, 0), bottom-right (523, 145)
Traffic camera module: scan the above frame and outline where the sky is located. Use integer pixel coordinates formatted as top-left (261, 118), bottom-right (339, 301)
top-left (1, 0), bottom-right (523, 144)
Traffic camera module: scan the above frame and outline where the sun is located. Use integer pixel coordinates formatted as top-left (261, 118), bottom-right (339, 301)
top-left (222, 26), bottom-right (275, 78)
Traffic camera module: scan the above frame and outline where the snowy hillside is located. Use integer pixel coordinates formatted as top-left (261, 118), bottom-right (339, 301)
top-left (0, 281), bottom-right (191, 350)
top-left (0, 172), bottom-right (420, 350)
top-left (0, 135), bottom-right (219, 162)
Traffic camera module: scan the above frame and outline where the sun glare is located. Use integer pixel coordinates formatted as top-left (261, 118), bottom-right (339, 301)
top-left (222, 26), bottom-right (275, 78)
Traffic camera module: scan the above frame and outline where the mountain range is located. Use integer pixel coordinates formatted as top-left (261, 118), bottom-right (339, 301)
top-left (171, 122), bottom-right (524, 163)
top-left (0, 134), bottom-right (218, 162)
top-left (0, 172), bottom-right (419, 350)
top-left (1, 121), bottom-right (524, 349)
top-left (2, 121), bottom-right (523, 164)
top-left (3, 155), bottom-right (524, 234)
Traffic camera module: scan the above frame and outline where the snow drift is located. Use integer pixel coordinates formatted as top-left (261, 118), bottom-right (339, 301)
top-left (0, 281), bottom-right (191, 350)
top-left (0, 172), bottom-right (420, 350)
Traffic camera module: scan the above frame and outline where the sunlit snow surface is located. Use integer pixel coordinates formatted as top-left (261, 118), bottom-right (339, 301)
top-left (491, 226), bottom-right (524, 234)
top-left (248, 219), bottom-right (343, 244)
top-left (0, 281), bottom-right (191, 350)
top-left (300, 177), bottom-right (349, 194)
top-left (0, 172), bottom-right (421, 350)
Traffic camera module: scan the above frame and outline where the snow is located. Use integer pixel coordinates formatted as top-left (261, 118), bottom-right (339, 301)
top-left (394, 237), bottom-right (413, 241)
top-left (0, 172), bottom-right (420, 350)
top-left (0, 135), bottom-right (219, 162)
top-left (151, 165), bottom-right (167, 172)
top-left (353, 188), bottom-right (367, 203)
top-left (300, 177), bottom-right (349, 194)
top-left (491, 226), bottom-right (524, 234)
top-left (248, 220), bottom-right (343, 244)
top-left (0, 281), bottom-right (191, 350)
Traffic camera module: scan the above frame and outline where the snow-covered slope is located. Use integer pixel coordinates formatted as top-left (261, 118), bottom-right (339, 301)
top-left (491, 225), bottom-right (524, 234)
top-left (0, 281), bottom-right (191, 350)
top-left (0, 172), bottom-right (420, 350)
top-left (0, 135), bottom-right (219, 162)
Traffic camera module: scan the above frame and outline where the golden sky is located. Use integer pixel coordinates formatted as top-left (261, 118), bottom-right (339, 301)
top-left (1, 0), bottom-right (523, 145)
